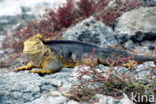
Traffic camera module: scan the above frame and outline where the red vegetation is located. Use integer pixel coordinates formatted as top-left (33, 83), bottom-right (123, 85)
top-left (70, 52), bottom-right (156, 102)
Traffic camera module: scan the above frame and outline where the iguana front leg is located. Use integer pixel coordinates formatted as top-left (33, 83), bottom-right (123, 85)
top-left (29, 59), bottom-right (62, 75)
top-left (29, 69), bottom-right (52, 74)
top-left (14, 62), bottom-right (35, 72)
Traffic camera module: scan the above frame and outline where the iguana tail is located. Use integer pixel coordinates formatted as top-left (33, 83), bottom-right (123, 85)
top-left (134, 55), bottom-right (156, 64)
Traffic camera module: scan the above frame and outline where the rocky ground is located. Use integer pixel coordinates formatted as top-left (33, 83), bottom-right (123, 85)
top-left (0, 1), bottom-right (156, 104)
top-left (1, 62), bottom-right (155, 104)
top-left (1, 61), bottom-right (156, 104)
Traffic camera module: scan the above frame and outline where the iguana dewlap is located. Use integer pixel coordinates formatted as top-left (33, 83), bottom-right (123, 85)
top-left (14, 35), bottom-right (156, 75)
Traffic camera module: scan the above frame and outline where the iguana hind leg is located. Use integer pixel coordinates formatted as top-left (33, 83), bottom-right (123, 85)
top-left (122, 60), bottom-right (138, 69)
top-left (14, 62), bottom-right (35, 72)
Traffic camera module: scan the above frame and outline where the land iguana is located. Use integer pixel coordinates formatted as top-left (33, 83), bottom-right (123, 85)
top-left (14, 34), bottom-right (156, 75)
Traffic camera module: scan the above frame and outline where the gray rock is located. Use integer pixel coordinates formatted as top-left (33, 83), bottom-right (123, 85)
top-left (0, 35), bottom-right (5, 48)
top-left (21, 6), bottom-right (31, 13)
top-left (135, 61), bottom-right (156, 79)
top-left (27, 94), bottom-right (69, 104)
top-left (0, 14), bottom-right (36, 35)
top-left (114, 33), bottom-right (130, 44)
top-left (67, 100), bottom-right (79, 104)
top-left (98, 62), bottom-right (156, 80)
top-left (0, 72), bottom-right (54, 104)
top-left (143, 0), bottom-right (156, 6)
top-left (115, 7), bottom-right (156, 35)
top-left (116, 32), bottom-right (156, 54)
top-left (0, 67), bottom-right (76, 104)
top-left (28, 94), bottom-right (79, 104)
top-left (130, 31), bottom-right (156, 43)
top-left (63, 16), bottom-right (118, 48)
top-left (93, 94), bottom-right (134, 104)
top-left (124, 40), bottom-right (136, 49)
top-left (120, 93), bottom-right (134, 104)
top-left (148, 45), bottom-right (155, 50)
top-left (124, 40), bottom-right (156, 55)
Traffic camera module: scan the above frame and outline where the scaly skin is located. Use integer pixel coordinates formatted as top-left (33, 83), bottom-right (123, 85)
top-left (14, 34), bottom-right (156, 75)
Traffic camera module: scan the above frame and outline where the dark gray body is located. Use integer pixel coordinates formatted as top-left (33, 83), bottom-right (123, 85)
top-left (44, 40), bottom-right (156, 63)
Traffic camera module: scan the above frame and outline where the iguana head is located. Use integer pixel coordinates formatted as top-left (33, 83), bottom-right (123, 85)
top-left (23, 36), bottom-right (44, 55)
